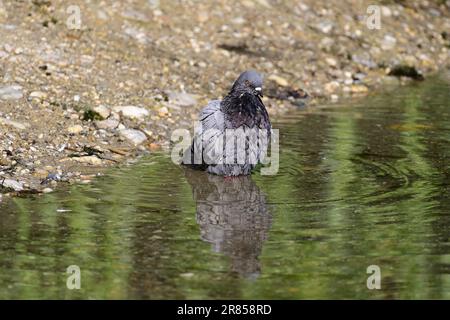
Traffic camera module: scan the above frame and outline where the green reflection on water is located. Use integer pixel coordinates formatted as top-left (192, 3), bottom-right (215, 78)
top-left (1, 75), bottom-right (449, 299)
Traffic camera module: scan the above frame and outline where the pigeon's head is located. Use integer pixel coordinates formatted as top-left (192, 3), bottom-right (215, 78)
top-left (231, 70), bottom-right (264, 97)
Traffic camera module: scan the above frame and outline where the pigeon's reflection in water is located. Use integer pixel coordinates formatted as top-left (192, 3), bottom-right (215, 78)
top-left (185, 170), bottom-right (272, 279)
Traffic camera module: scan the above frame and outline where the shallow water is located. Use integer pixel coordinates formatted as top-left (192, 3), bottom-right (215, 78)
top-left (1, 75), bottom-right (449, 299)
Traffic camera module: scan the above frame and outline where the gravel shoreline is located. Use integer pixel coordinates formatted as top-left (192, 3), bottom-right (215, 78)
top-left (1, 0), bottom-right (449, 196)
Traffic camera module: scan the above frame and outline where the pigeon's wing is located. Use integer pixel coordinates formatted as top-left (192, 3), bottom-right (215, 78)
top-left (199, 100), bottom-right (224, 132)
top-left (183, 100), bottom-right (225, 166)
top-left (198, 100), bottom-right (226, 165)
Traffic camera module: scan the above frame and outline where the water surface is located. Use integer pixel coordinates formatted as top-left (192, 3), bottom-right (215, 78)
top-left (1, 75), bottom-right (449, 299)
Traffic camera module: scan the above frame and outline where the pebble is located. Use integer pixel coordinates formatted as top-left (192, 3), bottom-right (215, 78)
top-left (167, 91), bottom-right (198, 107)
top-left (352, 54), bottom-right (377, 69)
top-left (42, 188), bottom-right (53, 193)
top-left (113, 106), bottom-right (149, 120)
top-left (80, 55), bottom-right (95, 66)
top-left (74, 156), bottom-right (103, 166)
top-left (324, 81), bottom-right (340, 93)
top-left (119, 129), bottom-right (148, 145)
top-left (29, 91), bottom-right (47, 100)
top-left (123, 27), bottom-right (149, 44)
top-left (351, 84), bottom-right (369, 93)
top-left (0, 5), bottom-right (7, 18)
top-left (316, 21), bottom-right (334, 34)
top-left (268, 75), bottom-right (289, 87)
top-left (325, 57), bottom-right (337, 67)
top-left (1, 179), bottom-right (24, 191)
top-left (68, 125), bottom-right (84, 134)
top-left (93, 105), bottom-right (111, 119)
top-left (0, 117), bottom-right (29, 130)
top-left (0, 85), bottom-right (23, 100)
top-left (381, 35), bottom-right (397, 51)
top-left (381, 6), bottom-right (392, 17)
top-left (95, 118), bottom-right (119, 130)
top-left (256, 0), bottom-right (272, 8)
top-left (158, 106), bottom-right (169, 117)
top-left (147, 0), bottom-right (160, 9)
top-left (122, 10), bottom-right (148, 22)
top-left (344, 78), bottom-right (353, 85)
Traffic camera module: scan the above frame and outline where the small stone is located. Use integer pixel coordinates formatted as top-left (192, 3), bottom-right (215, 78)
top-left (42, 188), bottom-right (53, 193)
top-left (74, 156), bottom-right (103, 165)
top-left (97, 10), bottom-right (108, 20)
top-left (147, 0), bottom-right (160, 9)
top-left (120, 129), bottom-right (148, 145)
top-left (123, 27), bottom-right (149, 44)
top-left (381, 6), bottom-right (392, 17)
top-left (316, 21), bottom-right (333, 34)
top-left (0, 85), bottom-right (23, 100)
top-left (0, 5), bottom-right (8, 19)
top-left (351, 84), bottom-right (369, 93)
top-left (319, 37), bottom-right (335, 51)
top-left (0, 117), bottom-right (29, 130)
top-left (158, 106), bottom-right (169, 117)
top-left (148, 142), bottom-right (161, 150)
top-left (242, 1), bottom-right (255, 8)
top-left (325, 57), bottom-right (337, 67)
top-left (80, 55), bottom-right (95, 65)
top-left (268, 74), bottom-right (289, 87)
top-left (353, 73), bottom-right (366, 81)
top-left (324, 81), bottom-right (340, 93)
top-left (344, 78), bottom-right (353, 85)
top-left (93, 105), bottom-right (111, 119)
top-left (352, 54), bottom-right (377, 69)
top-left (167, 91), bottom-right (198, 107)
top-left (68, 125), bottom-right (84, 134)
top-left (231, 17), bottom-right (246, 25)
top-left (1, 179), bottom-right (24, 191)
top-left (113, 106), bottom-right (149, 120)
top-left (255, 0), bottom-right (271, 8)
top-left (29, 91), bottom-right (47, 100)
top-left (197, 11), bottom-right (209, 23)
top-left (95, 119), bottom-right (119, 130)
top-left (142, 129), bottom-right (153, 137)
top-left (380, 35), bottom-right (397, 50)
top-left (122, 9), bottom-right (148, 22)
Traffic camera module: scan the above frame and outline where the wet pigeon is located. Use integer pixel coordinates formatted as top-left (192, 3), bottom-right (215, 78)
top-left (183, 70), bottom-right (272, 176)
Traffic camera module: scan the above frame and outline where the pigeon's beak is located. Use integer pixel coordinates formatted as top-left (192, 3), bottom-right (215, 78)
top-left (255, 87), bottom-right (263, 97)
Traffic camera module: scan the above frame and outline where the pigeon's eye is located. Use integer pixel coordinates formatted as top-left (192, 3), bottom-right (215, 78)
top-left (244, 80), bottom-right (251, 86)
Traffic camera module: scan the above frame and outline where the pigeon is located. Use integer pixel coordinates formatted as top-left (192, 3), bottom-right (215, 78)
top-left (182, 70), bottom-right (272, 176)
top-left (184, 170), bottom-right (272, 278)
